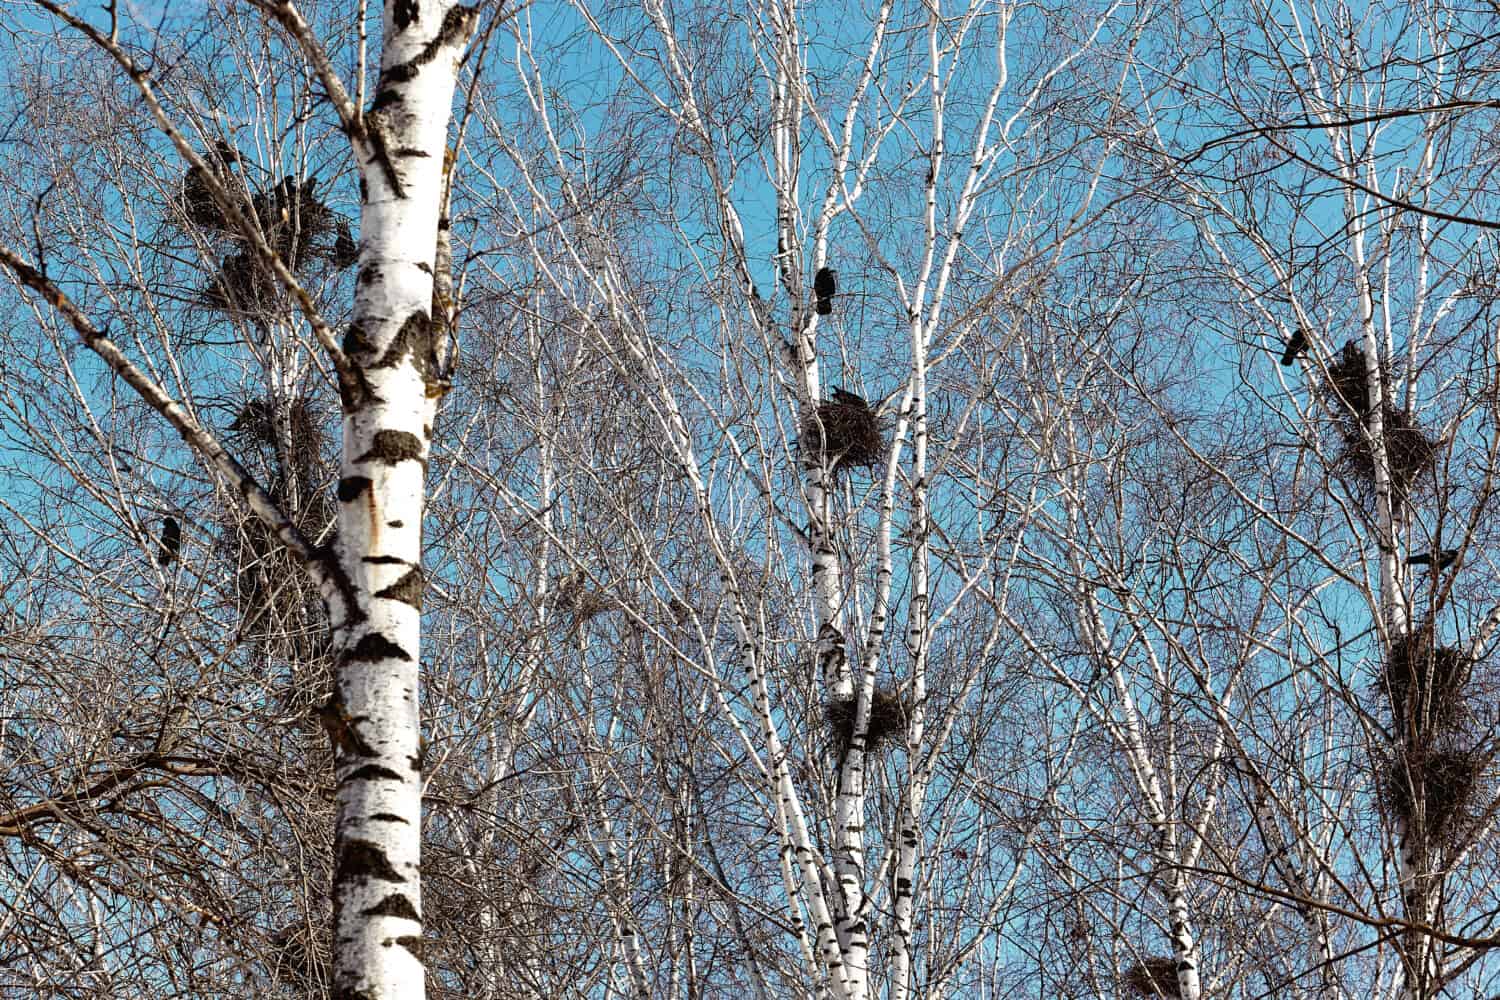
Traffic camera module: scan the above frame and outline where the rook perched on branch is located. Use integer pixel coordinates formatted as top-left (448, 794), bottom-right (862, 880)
top-left (1407, 549), bottom-right (1459, 570)
top-left (813, 266), bottom-right (837, 316)
top-left (1280, 328), bottom-right (1307, 366)
top-left (158, 516), bottom-right (182, 566)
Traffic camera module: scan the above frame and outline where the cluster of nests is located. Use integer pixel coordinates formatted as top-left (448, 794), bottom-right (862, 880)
top-left (1321, 341), bottom-right (1437, 497)
top-left (800, 386), bottom-right (887, 473)
top-left (1376, 625), bottom-right (1491, 848)
top-left (180, 141), bottom-right (358, 316)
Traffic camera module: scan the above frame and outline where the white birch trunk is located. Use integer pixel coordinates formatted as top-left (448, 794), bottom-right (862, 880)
top-left (323, 5), bottom-right (478, 999)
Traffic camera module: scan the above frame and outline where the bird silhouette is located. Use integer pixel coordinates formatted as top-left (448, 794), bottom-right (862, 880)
top-left (158, 516), bottom-right (182, 566)
top-left (332, 221), bottom-right (358, 269)
top-left (212, 139), bottom-right (241, 167)
top-left (813, 267), bottom-right (837, 316)
top-left (1407, 548), bottom-right (1459, 570)
top-left (1280, 329), bottom-right (1307, 366)
top-left (831, 386), bottom-right (867, 408)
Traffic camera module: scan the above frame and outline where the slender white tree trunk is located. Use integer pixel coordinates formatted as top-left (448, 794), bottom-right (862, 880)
top-left (324, 5), bottom-right (478, 999)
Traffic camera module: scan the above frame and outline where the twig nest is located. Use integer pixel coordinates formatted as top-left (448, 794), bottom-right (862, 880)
top-left (202, 253), bottom-right (279, 314)
top-left (556, 570), bottom-right (614, 623)
top-left (229, 396), bottom-right (325, 463)
top-left (1339, 406), bottom-right (1437, 492)
top-left (1380, 747), bottom-right (1488, 846)
top-left (1323, 340), bottom-right (1386, 416)
top-left (801, 395), bottom-right (885, 473)
top-left (267, 922), bottom-right (329, 993)
top-left (1123, 957), bottom-right (1183, 998)
top-left (1382, 627), bottom-right (1471, 740)
top-left (825, 686), bottom-right (911, 753)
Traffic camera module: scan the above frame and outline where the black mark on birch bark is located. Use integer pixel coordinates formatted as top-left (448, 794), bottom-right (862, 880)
top-left (348, 764), bottom-right (405, 782)
top-left (338, 476), bottom-right (373, 502)
top-left (336, 839), bottom-right (404, 883)
top-left (343, 632), bottom-right (413, 663)
top-left (365, 894), bottom-right (420, 921)
top-left (376, 567), bottom-right (424, 609)
top-left (374, 311), bottom-right (433, 375)
top-left (393, 0), bottom-right (419, 31)
top-left (357, 430), bottom-right (424, 466)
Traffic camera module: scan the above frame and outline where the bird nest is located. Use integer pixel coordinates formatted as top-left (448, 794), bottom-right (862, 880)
top-left (825, 686), bottom-right (911, 754)
top-left (267, 922), bottom-right (330, 995)
top-left (1338, 406), bottom-right (1437, 494)
top-left (1380, 747), bottom-right (1488, 846)
top-left (555, 570), bottom-right (615, 623)
top-left (801, 398), bottom-right (885, 473)
top-left (1322, 340), bottom-right (1389, 417)
top-left (230, 396), bottom-right (325, 464)
top-left (1381, 627), bottom-right (1471, 741)
top-left (252, 177), bottom-right (348, 271)
top-left (201, 252), bottom-right (281, 315)
top-left (219, 396), bottom-right (333, 666)
top-left (1122, 957), bottom-right (1182, 998)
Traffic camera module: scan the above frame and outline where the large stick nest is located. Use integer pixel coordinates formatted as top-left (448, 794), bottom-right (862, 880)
top-left (554, 569), bottom-right (616, 624)
top-left (1380, 746), bottom-right (1488, 847)
top-left (266, 922), bottom-right (330, 996)
top-left (801, 396), bottom-right (886, 473)
top-left (201, 252), bottom-right (280, 315)
top-left (197, 176), bottom-right (357, 315)
top-left (1322, 340), bottom-right (1387, 417)
top-left (1122, 957), bottom-right (1183, 998)
top-left (825, 686), bottom-right (911, 754)
top-left (252, 177), bottom-right (353, 272)
top-left (1381, 627), bottom-right (1471, 741)
top-left (1338, 406), bottom-right (1438, 494)
top-left (220, 396), bottom-right (334, 668)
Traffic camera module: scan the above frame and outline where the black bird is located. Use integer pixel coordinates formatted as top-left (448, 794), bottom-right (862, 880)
top-left (158, 516), bottom-right (182, 566)
top-left (1407, 548), bottom-right (1460, 570)
top-left (831, 386), bottom-right (867, 408)
top-left (212, 139), bottom-right (241, 167)
top-left (1280, 328), bottom-right (1307, 366)
top-left (332, 221), bottom-right (358, 269)
top-left (813, 267), bottom-right (837, 316)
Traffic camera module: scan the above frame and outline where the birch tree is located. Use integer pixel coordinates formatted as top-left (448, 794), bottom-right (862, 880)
top-left (0, 3), bottom-right (484, 997)
top-left (474, 0), bottom-right (1150, 995)
top-left (1120, 0), bottom-right (1500, 994)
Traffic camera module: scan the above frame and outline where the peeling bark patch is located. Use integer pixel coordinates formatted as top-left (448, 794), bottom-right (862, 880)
top-left (349, 764), bottom-right (405, 782)
top-left (370, 812), bottom-right (409, 824)
top-left (393, 0), bottom-right (419, 30)
top-left (394, 935), bottom-right (423, 961)
top-left (338, 476), bottom-right (373, 502)
top-left (336, 840), bottom-right (404, 883)
top-left (344, 632), bottom-right (413, 663)
top-left (357, 429), bottom-right (424, 465)
top-left (376, 567), bottom-right (424, 609)
top-left (365, 893), bottom-right (421, 921)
